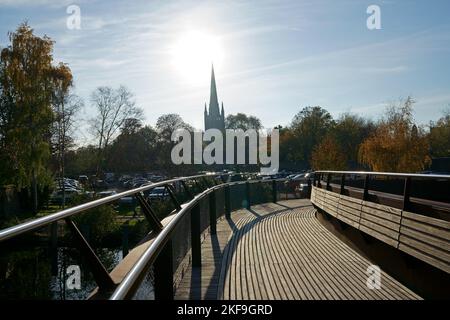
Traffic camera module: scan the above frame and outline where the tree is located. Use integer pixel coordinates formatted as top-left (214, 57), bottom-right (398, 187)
top-left (108, 120), bottom-right (158, 173)
top-left (50, 63), bottom-right (82, 208)
top-left (289, 106), bottom-right (334, 168)
top-left (358, 97), bottom-right (431, 172)
top-left (0, 23), bottom-right (66, 213)
top-left (225, 113), bottom-right (262, 130)
top-left (155, 114), bottom-right (193, 175)
top-left (89, 86), bottom-right (143, 175)
top-left (311, 135), bottom-right (347, 170)
top-left (156, 113), bottom-right (192, 141)
top-left (429, 109), bottom-right (450, 157)
top-left (331, 113), bottom-right (374, 169)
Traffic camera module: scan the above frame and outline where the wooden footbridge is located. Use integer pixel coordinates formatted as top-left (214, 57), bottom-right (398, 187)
top-left (0, 171), bottom-right (449, 300)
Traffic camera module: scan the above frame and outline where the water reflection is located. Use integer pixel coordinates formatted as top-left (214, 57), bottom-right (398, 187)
top-left (0, 246), bottom-right (122, 300)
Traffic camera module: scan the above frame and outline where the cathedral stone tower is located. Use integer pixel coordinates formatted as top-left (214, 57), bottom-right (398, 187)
top-left (204, 65), bottom-right (225, 132)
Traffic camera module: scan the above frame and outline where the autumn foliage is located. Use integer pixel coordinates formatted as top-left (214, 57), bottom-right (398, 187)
top-left (311, 135), bottom-right (346, 170)
top-left (358, 97), bottom-right (431, 173)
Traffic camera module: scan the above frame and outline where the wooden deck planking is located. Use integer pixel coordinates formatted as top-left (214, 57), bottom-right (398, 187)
top-left (174, 199), bottom-right (421, 300)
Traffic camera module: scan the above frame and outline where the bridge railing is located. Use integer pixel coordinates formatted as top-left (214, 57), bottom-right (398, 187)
top-left (109, 177), bottom-right (292, 300)
top-left (311, 170), bottom-right (450, 273)
top-left (313, 170), bottom-right (450, 217)
top-left (0, 172), bottom-right (300, 299)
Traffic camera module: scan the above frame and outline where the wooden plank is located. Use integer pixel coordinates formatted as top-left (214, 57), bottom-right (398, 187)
top-left (361, 205), bottom-right (402, 224)
top-left (399, 235), bottom-right (450, 262)
top-left (340, 194), bottom-right (363, 205)
top-left (362, 201), bottom-right (402, 216)
top-left (401, 218), bottom-right (450, 241)
top-left (360, 212), bottom-right (400, 232)
top-left (339, 198), bottom-right (362, 211)
top-left (398, 243), bottom-right (450, 274)
top-left (400, 226), bottom-right (450, 251)
top-left (359, 224), bottom-right (399, 247)
top-left (402, 211), bottom-right (450, 230)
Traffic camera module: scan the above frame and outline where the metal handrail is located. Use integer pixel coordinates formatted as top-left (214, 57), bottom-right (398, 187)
top-left (110, 185), bottom-right (217, 300)
top-left (110, 178), bottom-right (290, 299)
top-left (314, 170), bottom-right (450, 179)
top-left (0, 173), bottom-right (227, 242)
top-left (0, 171), bottom-right (295, 299)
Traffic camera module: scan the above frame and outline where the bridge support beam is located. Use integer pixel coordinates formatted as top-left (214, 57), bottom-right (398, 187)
top-left (166, 185), bottom-right (182, 210)
top-left (135, 193), bottom-right (163, 232)
top-left (65, 218), bottom-right (115, 291)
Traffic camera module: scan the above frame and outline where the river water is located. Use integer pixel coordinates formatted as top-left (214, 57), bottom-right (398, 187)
top-left (0, 245), bottom-right (154, 300)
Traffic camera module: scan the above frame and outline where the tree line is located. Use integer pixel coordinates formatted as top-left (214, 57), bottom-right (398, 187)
top-left (1, 23), bottom-right (450, 215)
top-left (279, 98), bottom-right (450, 173)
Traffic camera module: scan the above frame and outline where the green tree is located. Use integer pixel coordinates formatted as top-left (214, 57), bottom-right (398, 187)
top-left (0, 23), bottom-right (68, 213)
top-left (107, 120), bottom-right (158, 173)
top-left (289, 106), bottom-right (334, 168)
top-left (225, 113), bottom-right (262, 130)
top-left (331, 113), bottom-right (374, 169)
top-left (50, 64), bottom-right (81, 208)
top-left (155, 113), bottom-right (193, 175)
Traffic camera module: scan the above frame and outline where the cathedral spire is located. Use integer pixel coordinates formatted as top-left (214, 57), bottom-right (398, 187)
top-left (209, 64), bottom-right (220, 116)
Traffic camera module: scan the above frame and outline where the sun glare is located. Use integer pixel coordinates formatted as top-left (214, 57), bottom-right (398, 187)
top-left (171, 31), bottom-right (224, 85)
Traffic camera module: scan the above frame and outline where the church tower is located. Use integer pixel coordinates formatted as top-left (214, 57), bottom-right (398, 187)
top-left (204, 65), bottom-right (225, 132)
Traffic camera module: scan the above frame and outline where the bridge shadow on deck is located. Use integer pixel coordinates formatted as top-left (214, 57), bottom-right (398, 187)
top-left (174, 199), bottom-right (421, 300)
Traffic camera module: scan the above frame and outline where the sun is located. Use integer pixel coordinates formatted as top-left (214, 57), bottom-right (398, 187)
top-left (170, 31), bottom-right (224, 85)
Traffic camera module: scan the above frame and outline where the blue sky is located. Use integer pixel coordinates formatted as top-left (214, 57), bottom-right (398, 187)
top-left (1, 0), bottom-right (450, 144)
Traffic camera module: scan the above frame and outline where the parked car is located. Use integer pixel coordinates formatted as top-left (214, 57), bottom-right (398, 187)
top-left (94, 179), bottom-right (110, 189)
top-left (97, 190), bottom-right (117, 198)
top-left (285, 172), bottom-right (312, 196)
top-left (78, 175), bottom-right (89, 184)
top-left (147, 187), bottom-right (169, 201)
top-left (50, 188), bottom-right (82, 204)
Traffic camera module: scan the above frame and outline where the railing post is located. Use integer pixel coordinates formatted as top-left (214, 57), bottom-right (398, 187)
top-left (209, 190), bottom-right (217, 235)
top-left (340, 174), bottom-right (346, 195)
top-left (245, 181), bottom-right (251, 209)
top-left (272, 179), bottom-right (277, 203)
top-left (225, 185), bottom-right (231, 219)
top-left (318, 174), bottom-right (322, 188)
top-left (403, 177), bottom-right (412, 211)
top-left (307, 178), bottom-right (312, 198)
top-left (363, 174), bottom-right (370, 201)
top-left (326, 173), bottom-right (331, 191)
top-left (154, 239), bottom-right (174, 300)
top-left (191, 203), bottom-right (201, 268)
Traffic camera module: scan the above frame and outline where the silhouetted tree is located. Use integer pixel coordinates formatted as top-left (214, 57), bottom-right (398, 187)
top-left (89, 85), bottom-right (143, 175)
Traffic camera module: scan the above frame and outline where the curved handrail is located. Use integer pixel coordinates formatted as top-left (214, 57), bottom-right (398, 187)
top-left (110, 178), bottom-right (289, 299)
top-left (0, 173), bottom-right (228, 242)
